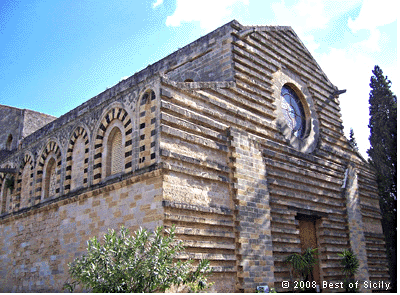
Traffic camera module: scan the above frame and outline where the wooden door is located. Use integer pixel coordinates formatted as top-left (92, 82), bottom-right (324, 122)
top-left (298, 218), bottom-right (320, 287)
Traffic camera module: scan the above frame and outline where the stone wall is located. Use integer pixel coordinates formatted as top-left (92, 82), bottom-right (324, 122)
top-left (0, 20), bottom-right (389, 292)
top-left (0, 105), bottom-right (24, 153)
top-left (0, 170), bottom-right (163, 292)
top-left (156, 21), bottom-right (389, 292)
top-left (22, 109), bottom-right (56, 139)
top-left (0, 105), bottom-right (56, 154)
top-left (165, 22), bottom-right (235, 83)
top-left (228, 127), bottom-right (275, 292)
top-left (344, 164), bottom-right (370, 291)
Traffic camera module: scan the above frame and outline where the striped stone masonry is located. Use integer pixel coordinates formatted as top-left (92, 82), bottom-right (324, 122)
top-left (344, 164), bottom-right (370, 291)
top-left (64, 126), bottom-right (89, 194)
top-left (93, 107), bottom-right (133, 184)
top-left (228, 127), bottom-right (275, 292)
top-left (0, 20), bottom-right (390, 292)
top-left (35, 141), bottom-right (62, 203)
top-left (138, 90), bottom-right (157, 169)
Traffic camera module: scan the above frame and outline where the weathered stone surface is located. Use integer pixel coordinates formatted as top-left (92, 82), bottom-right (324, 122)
top-left (0, 105), bottom-right (55, 154)
top-left (0, 20), bottom-right (389, 292)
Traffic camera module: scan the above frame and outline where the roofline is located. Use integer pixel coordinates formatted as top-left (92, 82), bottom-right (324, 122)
top-left (233, 22), bottom-right (337, 91)
top-left (0, 104), bottom-right (57, 118)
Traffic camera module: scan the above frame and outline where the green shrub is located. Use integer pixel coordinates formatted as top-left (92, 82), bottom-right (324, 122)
top-left (285, 248), bottom-right (318, 281)
top-left (285, 248), bottom-right (318, 292)
top-left (339, 249), bottom-right (360, 292)
top-left (64, 225), bottom-right (213, 293)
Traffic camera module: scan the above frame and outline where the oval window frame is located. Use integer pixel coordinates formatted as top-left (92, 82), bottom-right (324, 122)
top-left (280, 85), bottom-right (307, 139)
top-left (273, 69), bottom-right (319, 154)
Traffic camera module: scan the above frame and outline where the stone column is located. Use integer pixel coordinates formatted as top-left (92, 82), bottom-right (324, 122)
top-left (228, 127), bottom-right (275, 292)
top-left (344, 164), bottom-right (370, 292)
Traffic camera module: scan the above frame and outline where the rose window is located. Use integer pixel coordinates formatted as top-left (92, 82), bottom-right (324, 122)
top-left (280, 85), bottom-right (306, 138)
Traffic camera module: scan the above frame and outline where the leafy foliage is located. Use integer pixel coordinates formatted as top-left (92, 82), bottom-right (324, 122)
top-left (64, 225), bottom-right (213, 293)
top-left (367, 65), bottom-right (397, 292)
top-left (301, 248), bottom-right (318, 274)
top-left (285, 247), bottom-right (318, 291)
top-left (339, 249), bottom-right (359, 277)
top-left (338, 249), bottom-right (359, 292)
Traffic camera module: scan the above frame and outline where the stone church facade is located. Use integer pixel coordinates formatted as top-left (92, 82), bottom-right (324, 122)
top-left (0, 20), bottom-right (389, 292)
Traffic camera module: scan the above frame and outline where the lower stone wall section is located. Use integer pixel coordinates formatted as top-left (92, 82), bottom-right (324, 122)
top-left (228, 127), bottom-right (275, 292)
top-left (344, 165), bottom-right (370, 289)
top-left (163, 200), bottom-right (236, 292)
top-left (0, 170), bottom-right (163, 292)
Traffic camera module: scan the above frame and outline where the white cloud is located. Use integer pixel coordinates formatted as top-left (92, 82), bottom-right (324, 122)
top-left (166, 0), bottom-right (249, 31)
top-left (355, 28), bottom-right (382, 52)
top-left (270, 0), bottom-right (362, 51)
top-left (347, 0), bottom-right (397, 54)
top-left (269, 0), bottom-right (328, 51)
top-left (288, 0), bottom-right (330, 31)
top-left (152, 0), bottom-right (163, 9)
top-left (348, 0), bottom-right (398, 32)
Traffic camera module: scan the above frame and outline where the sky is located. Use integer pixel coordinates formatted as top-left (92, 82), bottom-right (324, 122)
top-left (0, 0), bottom-right (397, 159)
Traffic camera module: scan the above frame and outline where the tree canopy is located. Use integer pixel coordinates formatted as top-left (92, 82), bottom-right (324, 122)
top-left (368, 66), bottom-right (397, 195)
top-left (348, 128), bottom-right (359, 151)
top-left (367, 65), bottom-right (397, 292)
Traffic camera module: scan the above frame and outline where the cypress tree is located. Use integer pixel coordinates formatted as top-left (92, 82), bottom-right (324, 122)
top-left (367, 65), bottom-right (397, 292)
top-left (348, 128), bottom-right (358, 151)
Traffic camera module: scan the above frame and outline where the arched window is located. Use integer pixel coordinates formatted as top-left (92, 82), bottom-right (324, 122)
top-left (0, 181), bottom-right (7, 214)
top-left (65, 127), bottom-right (89, 194)
top-left (0, 164), bottom-right (15, 213)
top-left (106, 126), bottom-right (124, 177)
top-left (20, 163), bottom-right (31, 208)
top-left (93, 107), bottom-right (133, 184)
top-left (36, 141), bottom-right (61, 202)
top-left (6, 134), bottom-right (13, 150)
top-left (70, 135), bottom-right (85, 190)
top-left (44, 156), bottom-right (57, 199)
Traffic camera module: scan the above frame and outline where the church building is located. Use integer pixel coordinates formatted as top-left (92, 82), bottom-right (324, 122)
top-left (0, 20), bottom-right (389, 292)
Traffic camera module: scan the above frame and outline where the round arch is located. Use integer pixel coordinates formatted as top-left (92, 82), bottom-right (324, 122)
top-left (0, 162), bottom-right (15, 214)
top-left (36, 140), bottom-right (62, 201)
top-left (92, 106), bottom-right (133, 184)
top-left (16, 152), bottom-right (35, 209)
top-left (64, 126), bottom-right (90, 193)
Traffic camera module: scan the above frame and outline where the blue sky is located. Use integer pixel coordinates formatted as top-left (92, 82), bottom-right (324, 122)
top-left (0, 0), bottom-right (397, 158)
